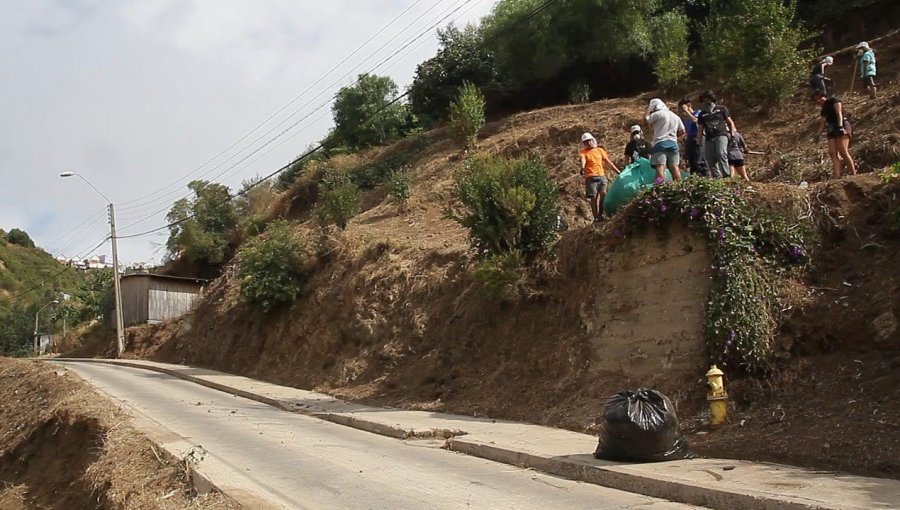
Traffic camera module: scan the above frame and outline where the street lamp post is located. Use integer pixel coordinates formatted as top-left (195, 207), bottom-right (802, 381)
top-left (60, 172), bottom-right (126, 357)
top-left (33, 299), bottom-right (59, 356)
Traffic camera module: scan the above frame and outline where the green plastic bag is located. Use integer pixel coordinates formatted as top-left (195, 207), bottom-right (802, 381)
top-left (603, 158), bottom-right (671, 215)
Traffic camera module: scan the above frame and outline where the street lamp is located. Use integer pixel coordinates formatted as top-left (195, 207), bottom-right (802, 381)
top-left (34, 299), bottom-right (59, 356)
top-left (60, 171), bottom-right (126, 357)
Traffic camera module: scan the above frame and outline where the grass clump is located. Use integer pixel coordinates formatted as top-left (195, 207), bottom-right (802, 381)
top-left (387, 167), bottom-right (412, 211)
top-left (317, 169), bottom-right (361, 230)
top-left (473, 252), bottom-right (526, 302)
top-left (238, 220), bottom-right (311, 312)
top-left (621, 179), bottom-right (812, 371)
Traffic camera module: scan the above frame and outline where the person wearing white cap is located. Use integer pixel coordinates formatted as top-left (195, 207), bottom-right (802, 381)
top-left (644, 98), bottom-right (685, 182)
top-left (809, 55), bottom-right (834, 97)
top-left (856, 42), bottom-right (877, 99)
top-left (623, 125), bottom-right (651, 164)
top-left (578, 132), bottom-right (620, 221)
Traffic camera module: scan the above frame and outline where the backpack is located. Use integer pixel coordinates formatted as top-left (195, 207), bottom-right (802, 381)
top-left (701, 106), bottom-right (728, 138)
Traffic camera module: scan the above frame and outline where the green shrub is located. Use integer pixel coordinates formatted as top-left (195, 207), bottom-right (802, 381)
top-left (700, 0), bottom-right (816, 103)
top-left (238, 220), bottom-right (310, 311)
top-left (387, 167), bottom-right (411, 209)
top-left (569, 80), bottom-right (591, 104)
top-left (473, 251), bottom-right (525, 301)
top-left (650, 10), bottom-right (690, 87)
top-left (241, 214), bottom-right (269, 237)
top-left (621, 179), bottom-right (814, 372)
top-left (449, 81), bottom-right (486, 151)
top-left (452, 156), bottom-right (559, 257)
top-left (6, 228), bottom-right (35, 248)
top-left (883, 162), bottom-right (900, 231)
top-left (317, 170), bottom-right (360, 230)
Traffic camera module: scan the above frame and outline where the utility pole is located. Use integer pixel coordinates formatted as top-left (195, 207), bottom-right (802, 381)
top-left (60, 172), bottom-right (126, 357)
top-left (33, 299), bottom-right (59, 356)
top-left (109, 204), bottom-right (126, 356)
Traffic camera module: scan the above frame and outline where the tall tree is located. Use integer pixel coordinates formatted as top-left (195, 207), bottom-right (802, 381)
top-left (330, 73), bottom-right (408, 150)
top-left (166, 180), bottom-right (237, 265)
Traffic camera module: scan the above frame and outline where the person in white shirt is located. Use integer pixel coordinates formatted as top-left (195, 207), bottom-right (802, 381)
top-left (644, 98), bottom-right (685, 182)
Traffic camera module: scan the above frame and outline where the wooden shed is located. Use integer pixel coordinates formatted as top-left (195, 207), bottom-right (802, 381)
top-left (119, 274), bottom-right (204, 326)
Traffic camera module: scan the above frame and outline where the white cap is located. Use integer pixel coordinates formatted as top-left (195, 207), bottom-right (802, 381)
top-left (822, 56), bottom-right (834, 65)
top-left (630, 125), bottom-right (641, 134)
top-left (856, 41), bottom-right (870, 51)
top-left (581, 132), bottom-right (595, 142)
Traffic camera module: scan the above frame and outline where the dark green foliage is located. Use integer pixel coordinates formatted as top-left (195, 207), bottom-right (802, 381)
top-left (6, 228), bottom-right (35, 248)
top-left (569, 80), bottom-right (592, 104)
top-left (0, 303), bottom-right (36, 356)
top-left (330, 73), bottom-right (409, 150)
top-left (883, 162), bottom-right (900, 232)
top-left (650, 9), bottom-right (691, 86)
top-left (481, 0), bottom-right (659, 86)
top-left (275, 146), bottom-right (326, 191)
top-left (73, 268), bottom-right (114, 322)
top-left (452, 156), bottom-right (559, 257)
top-left (700, 0), bottom-right (816, 103)
top-left (238, 220), bottom-right (310, 312)
top-left (409, 24), bottom-right (497, 121)
top-left (621, 179), bottom-right (814, 371)
top-left (316, 170), bottom-right (361, 230)
top-left (166, 180), bottom-right (238, 265)
top-left (449, 82), bottom-right (486, 151)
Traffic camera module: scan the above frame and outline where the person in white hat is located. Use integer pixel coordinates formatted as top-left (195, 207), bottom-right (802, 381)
top-left (644, 98), bottom-right (685, 182)
top-left (856, 42), bottom-right (877, 99)
top-left (623, 125), bottom-right (651, 164)
top-left (809, 55), bottom-right (834, 97)
top-left (578, 132), bottom-right (620, 221)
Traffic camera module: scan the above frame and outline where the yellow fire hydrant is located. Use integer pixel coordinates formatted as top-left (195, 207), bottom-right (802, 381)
top-left (706, 365), bottom-right (728, 425)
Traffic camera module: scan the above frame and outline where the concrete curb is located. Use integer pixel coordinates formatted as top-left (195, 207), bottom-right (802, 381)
top-left (51, 358), bottom-right (465, 440)
top-left (51, 358), bottom-right (900, 510)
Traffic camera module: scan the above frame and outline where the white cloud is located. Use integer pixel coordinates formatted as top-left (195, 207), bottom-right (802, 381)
top-left (0, 0), bottom-right (495, 265)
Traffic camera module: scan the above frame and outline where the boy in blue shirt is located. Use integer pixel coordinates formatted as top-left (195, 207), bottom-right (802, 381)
top-left (857, 42), bottom-right (877, 99)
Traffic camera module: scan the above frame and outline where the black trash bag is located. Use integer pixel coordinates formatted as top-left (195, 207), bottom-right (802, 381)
top-left (593, 388), bottom-right (695, 462)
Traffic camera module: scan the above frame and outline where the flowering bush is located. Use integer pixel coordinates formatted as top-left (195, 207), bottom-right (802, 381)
top-left (621, 179), bottom-right (813, 371)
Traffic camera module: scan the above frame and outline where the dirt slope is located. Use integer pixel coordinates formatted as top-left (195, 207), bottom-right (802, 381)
top-left (0, 357), bottom-right (235, 509)
top-left (70, 32), bottom-right (900, 478)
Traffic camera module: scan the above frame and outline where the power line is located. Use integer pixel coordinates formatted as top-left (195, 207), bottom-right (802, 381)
top-left (116, 0), bottom-right (475, 218)
top-left (116, 0), bottom-right (560, 241)
top-left (42, 207), bottom-right (107, 255)
top-left (115, 0), bottom-right (436, 213)
top-left (115, 0), bottom-right (483, 232)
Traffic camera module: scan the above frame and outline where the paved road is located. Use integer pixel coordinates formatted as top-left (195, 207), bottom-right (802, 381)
top-left (60, 361), bottom-right (700, 509)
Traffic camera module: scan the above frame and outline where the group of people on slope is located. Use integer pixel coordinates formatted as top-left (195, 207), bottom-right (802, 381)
top-left (810, 41), bottom-right (878, 179)
top-left (578, 90), bottom-right (747, 222)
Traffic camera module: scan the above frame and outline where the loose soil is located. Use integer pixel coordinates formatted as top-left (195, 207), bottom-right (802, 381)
top-left (68, 33), bottom-right (900, 480)
top-left (0, 357), bottom-right (236, 510)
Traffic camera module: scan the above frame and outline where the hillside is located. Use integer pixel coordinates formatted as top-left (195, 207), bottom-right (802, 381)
top-left (70, 32), bottom-right (900, 478)
top-left (0, 238), bottom-right (80, 308)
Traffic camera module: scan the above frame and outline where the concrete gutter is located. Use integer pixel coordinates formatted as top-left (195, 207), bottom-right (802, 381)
top-left (51, 358), bottom-right (900, 510)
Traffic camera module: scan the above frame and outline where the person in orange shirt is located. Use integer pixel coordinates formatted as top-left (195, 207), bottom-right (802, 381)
top-left (579, 132), bottom-right (620, 222)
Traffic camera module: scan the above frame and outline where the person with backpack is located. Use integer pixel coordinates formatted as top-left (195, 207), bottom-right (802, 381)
top-left (856, 42), bottom-right (877, 99)
top-left (727, 130), bottom-right (750, 182)
top-left (579, 132), bottom-right (620, 221)
top-left (645, 98), bottom-right (685, 182)
top-left (809, 56), bottom-right (834, 97)
top-left (696, 91), bottom-right (737, 179)
top-left (678, 97), bottom-right (708, 177)
top-left (623, 125), bottom-right (652, 165)
top-left (814, 92), bottom-right (857, 178)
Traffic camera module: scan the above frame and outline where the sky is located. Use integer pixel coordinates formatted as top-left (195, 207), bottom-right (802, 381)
top-left (0, 0), bottom-right (494, 265)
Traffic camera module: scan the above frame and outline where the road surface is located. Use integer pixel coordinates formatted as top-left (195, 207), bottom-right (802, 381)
top-left (59, 361), bottom-right (700, 509)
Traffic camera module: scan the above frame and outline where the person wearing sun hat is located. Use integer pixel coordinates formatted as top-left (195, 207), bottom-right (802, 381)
top-left (856, 42), bottom-right (877, 99)
top-left (645, 98), bottom-right (685, 182)
top-left (810, 55), bottom-right (834, 97)
top-left (578, 132), bottom-right (620, 221)
top-left (623, 124), bottom-right (651, 165)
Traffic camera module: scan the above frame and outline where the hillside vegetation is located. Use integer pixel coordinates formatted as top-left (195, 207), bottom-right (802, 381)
top-left (71, 6), bottom-right (900, 478)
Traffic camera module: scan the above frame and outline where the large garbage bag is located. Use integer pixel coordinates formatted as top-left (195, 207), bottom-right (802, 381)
top-left (603, 158), bottom-right (670, 216)
top-left (593, 388), bottom-right (695, 462)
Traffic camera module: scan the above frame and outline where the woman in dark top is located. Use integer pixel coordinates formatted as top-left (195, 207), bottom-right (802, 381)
top-left (815, 92), bottom-right (856, 178)
top-left (809, 56), bottom-right (833, 96)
